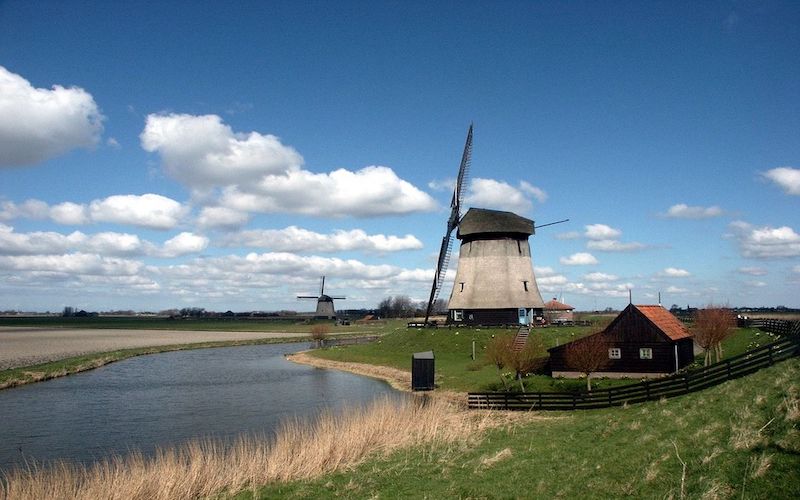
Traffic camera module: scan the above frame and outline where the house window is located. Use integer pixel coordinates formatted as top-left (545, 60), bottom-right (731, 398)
top-left (639, 348), bottom-right (653, 360)
top-left (608, 348), bottom-right (621, 359)
top-left (453, 310), bottom-right (463, 321)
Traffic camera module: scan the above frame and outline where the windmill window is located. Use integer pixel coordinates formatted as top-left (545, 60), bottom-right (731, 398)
top-left (459, 282), bottom-right (465, 292)
top-left (517, 240), bottom-right (522, 254)
top-left (522, 280), bottom-right (529, 292)
top-left (609, 348), bottom-right (621, 359)
top-left (639, 348), bottom-right (653, 360)
top-left (453, 310), bottom-right (463, 321)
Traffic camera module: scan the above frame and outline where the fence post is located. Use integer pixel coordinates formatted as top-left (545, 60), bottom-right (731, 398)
top-left (608, 388), bottom-right (613, 406)
top-left (684, 374), bottom-right (690, 394)
top-left (768, 344), bottom-right (773, 365)
top-left (726, 359), bottom-right (732, 379)
top-left (538, 392), bottom-right (543, 409)
top-left (645, 380), bottom-right (650, 400)
top-left (573, 393), bottom-right (577, 410)
top-left (504, 392), bottom-right (509, 411)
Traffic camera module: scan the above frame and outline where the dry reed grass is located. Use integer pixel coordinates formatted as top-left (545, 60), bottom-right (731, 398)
top-left (1, 397), bottom-right (493, 500)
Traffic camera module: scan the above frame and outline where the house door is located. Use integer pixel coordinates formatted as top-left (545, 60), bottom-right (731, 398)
top-left (518, 308), bottom-right (529, 325)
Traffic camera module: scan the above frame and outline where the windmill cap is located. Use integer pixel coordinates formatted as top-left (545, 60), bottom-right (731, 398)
top-left (457, 208), bottom-right (534, 238)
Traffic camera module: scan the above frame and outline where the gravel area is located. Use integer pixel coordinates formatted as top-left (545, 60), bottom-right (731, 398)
top-left (0, 327), bottom-right (310, 370)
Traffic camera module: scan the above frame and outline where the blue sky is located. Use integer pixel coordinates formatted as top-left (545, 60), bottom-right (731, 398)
top-left (1, 0), bottom-right (798, 313)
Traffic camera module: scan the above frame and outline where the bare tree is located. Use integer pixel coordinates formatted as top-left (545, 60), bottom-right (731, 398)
top-left (485, 334), bottom-right (514, 390)
top-left (505, 336), bottom-right (548, 392)
top-left (692, 306), bottom-right (735, 366)
top-left (310, 324), bottom-right (330, 348)
top-left (564, 333), bottom-right (611, 391)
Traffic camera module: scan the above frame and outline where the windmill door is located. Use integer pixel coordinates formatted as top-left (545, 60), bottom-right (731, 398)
top-left (518, 308), bottom-right (530, 325)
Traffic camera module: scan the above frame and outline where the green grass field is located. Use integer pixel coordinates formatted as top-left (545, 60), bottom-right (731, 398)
top-left (250, 356), bottom-right (800, 499)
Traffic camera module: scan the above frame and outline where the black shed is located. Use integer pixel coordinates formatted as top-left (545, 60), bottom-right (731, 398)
top-left (411, 351), bottom-right (435, 391)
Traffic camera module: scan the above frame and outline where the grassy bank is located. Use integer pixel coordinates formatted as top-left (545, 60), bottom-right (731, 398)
top-left (255, 356), bottom-right (800, 498)
top-left (3, 356), bottom-right (796, 499)
top-left (0, 397), bottom-right (494, 500)
top-left (309, 323), bottom-right (768, 393)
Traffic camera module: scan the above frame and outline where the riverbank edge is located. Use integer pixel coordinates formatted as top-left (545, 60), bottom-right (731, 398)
top-left (287, 350), bottom-right (468, 406)
top-left (0, 334), bottom-right (372, 391)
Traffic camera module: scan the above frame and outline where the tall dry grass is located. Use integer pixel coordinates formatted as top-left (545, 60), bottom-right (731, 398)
top-left (1, 397), bottom-right (491, 500)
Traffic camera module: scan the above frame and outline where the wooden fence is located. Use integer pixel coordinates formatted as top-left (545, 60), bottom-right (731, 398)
top-left (468, 334), bottom-right (800, 411)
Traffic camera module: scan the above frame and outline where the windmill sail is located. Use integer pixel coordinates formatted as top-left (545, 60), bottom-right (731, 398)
top-left (423, 124), bottom-right (473, 324)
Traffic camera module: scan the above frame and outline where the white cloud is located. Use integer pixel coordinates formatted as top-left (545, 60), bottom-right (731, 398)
top-left (0, 66), bottom-right (103, 166)
top-left (464, 178), bottom-right (542, 214)
top-left (223, 226), bottom-right (423, 253)
top-left (220, 166), bottom-right (436, 217)
top-left (196, 206), bottom-right (249, 230)
top-left (519, 181), bottom-right (548, 203)
top-left (584, 272), bottom-right (619, 282)
top-left (728, 221), bottom-right (800, 259)
top-left (662, 203), bottom-right (724, 219)
top-left (586, 239), bottom-right (646, 252)
top-left (0, 199), bottom-right (49, 221)
top-left (560, 252), bottom-right (598, 266)
top-left (428, 178), bottom-right (455, 191)
top-left (762, 167), bottom-right (800, 195)
top-left (660, 267), bottom-right (691, 278)
top-left (141, 113), bottom-right (304, 188)
top-left (665, 286), bottom-right (688, 294)
top-left (49, 202), bottom-right (88, 225)
top-left (141, 113), bottom-right (436, 218)
top-left (159, 232), bottom-right (209, 258)
top-left (534, 266), bottom-right (557, 277)
top-left (584, 224), bottom-right (621, 240)
top-left (0, 253), bottom-right (142, 276)
top-left (89, 194), bottom-right (187, 230)
top-left (538, 275), bottom-right (568, 286)
top-left (738, 267), bottom-right (767, 276)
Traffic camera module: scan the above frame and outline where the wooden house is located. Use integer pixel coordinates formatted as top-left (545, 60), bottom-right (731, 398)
top-left (548, 304), bottom-right (694, 378)
top-left (543, 297), bottom-right (575, 324)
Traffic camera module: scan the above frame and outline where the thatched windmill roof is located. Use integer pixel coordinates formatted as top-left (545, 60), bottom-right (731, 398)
top-left (457, 208), bottom-right (534, 239)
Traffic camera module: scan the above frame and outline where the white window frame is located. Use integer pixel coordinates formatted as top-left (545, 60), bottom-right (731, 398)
top-left (639, 347), bottom-right (653, 360)
top-left (608, 347), bottom-right (621, 359)
top-left (453, 310), bottom-right (464, 322)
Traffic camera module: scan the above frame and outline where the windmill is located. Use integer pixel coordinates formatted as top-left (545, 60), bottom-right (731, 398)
top-left (423, 125), bottom-right (568, 327)
top-left (423, 124), bottom-right (472, 325)
top-left (298, 276), bottom-right (345, 319)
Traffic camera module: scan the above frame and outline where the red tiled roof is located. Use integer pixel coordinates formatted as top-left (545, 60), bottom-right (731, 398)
top-left (636, 305), bottom-right (692, 341)
top-left (543, 298), bottom-right (574, 311)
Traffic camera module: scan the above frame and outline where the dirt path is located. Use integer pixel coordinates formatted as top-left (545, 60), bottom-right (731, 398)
top-left (0, 327), bottom-right (310, 370)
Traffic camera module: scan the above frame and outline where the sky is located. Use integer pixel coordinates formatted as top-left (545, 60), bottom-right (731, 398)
top-left (0, 0), bottom-right (798, 313)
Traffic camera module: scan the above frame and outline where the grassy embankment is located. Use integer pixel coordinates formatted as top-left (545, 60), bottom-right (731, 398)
top-left (309, 321), bottom-right (773, 393)
top-left (0, 317), bottom-right (385, 390)
top-left (3, 356), bottom-right (797, 499)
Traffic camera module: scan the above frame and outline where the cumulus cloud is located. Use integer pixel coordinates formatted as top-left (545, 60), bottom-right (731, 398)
top-left (49, 202), bottom-right (89, 225)
top-left (223, 226), bottom-right (423, 253)
top-left (738, 267), bottom-right (767, 276)
top-left (464, 178), bottom-right (545, 214)
top-left (0, 224), bottom-right (207, 258)
top-left (88, 194), bottom-right (187, 229)
top-left (660, 267), bottom-right (691, 277)
top-left (560, 252), bottom-right (598, 266)
top-left (662, 203), bottom-right (724, 219)
top-left (221, 166), bottom-right (437, 217)
top-left (762, 167), bottom-right (800, 195)
top-left (0, 66), bottom-right (103, 166)
top-left (728, 221), bottom-right (800, 259)
top-left (586, 240), bottom-right (646, 252)
top-left (584, 224), bottom-right (621, 240)
top-left (0, 253), bottom-right (142, 276)
top-left (196, 206), bottom-right (249, 230)
top-left (584, 272), bottom-right (619, 282)
top-left (141, 113), bottom-right (436, 217)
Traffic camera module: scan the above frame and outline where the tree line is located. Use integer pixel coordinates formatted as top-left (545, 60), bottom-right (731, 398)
top-left (376, 296), bottom-right (447, 318)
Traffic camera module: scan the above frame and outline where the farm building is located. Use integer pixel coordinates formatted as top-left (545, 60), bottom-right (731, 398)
top-left (548, 304), bottom-right (694, 378)
top-left (543, 297), bottom-right (575, 324)
top-left (447, 208), bottom-right (545, 326)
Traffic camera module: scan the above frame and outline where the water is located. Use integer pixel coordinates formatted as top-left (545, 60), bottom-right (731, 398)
top-left (0, 342), bottom-right (400, 472)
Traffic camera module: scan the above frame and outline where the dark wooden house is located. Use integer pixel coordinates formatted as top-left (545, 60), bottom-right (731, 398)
top-left (548, 304), bottom-right (694, 378)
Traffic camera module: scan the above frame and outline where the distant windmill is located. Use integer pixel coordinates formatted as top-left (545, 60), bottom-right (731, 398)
top-left (423, 125), bottom-right (567, 326)
top-left (298, 276), bottom-right (345, 319)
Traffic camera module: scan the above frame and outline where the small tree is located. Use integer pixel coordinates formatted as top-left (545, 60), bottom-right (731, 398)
top-left (564, 333), bottom-right (611, 391)
top-left (485, 334), bottom-right (514, 390)
top-left (505, 336), bottom-right (548, 392)
top-left (310, 324), bottom-right (330, 348)
top-left (692, 306), bottom-right (735, 366)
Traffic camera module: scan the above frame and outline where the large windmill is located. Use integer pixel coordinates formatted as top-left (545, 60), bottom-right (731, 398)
top-left (423, 125), bottom-right (565, 326)
top-left (298, 276), bottom-right (345, 319)
top-left (422, 124), bottom-right (473, 325)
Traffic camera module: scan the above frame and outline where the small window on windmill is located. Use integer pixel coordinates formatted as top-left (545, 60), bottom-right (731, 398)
top-left (522, 280), bottom-right (529, 292)
top-left (459, 282), bottom-right (465, 292)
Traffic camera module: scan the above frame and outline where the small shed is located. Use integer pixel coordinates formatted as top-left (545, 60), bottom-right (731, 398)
top-left (543, 297), bottom-right (575, 324)
top-left (548, 304), bottom-right (694, 378)
top-left (411, 351), bottom-right (435, 391)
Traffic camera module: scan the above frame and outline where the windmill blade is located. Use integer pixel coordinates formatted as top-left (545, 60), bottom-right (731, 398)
top-left (423, 231), bottom-right (454, 324)
top-left (297, 295), bottom-right (318, 299)
top-left (453, 123), bottom-right (473, 220)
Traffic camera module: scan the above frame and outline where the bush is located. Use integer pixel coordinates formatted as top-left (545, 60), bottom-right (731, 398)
top-left (310, 325), bottom-right (330, 347)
